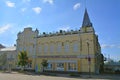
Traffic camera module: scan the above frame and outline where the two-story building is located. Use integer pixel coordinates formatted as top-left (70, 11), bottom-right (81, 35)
top-left (16, 9), bottom-right (103, 74)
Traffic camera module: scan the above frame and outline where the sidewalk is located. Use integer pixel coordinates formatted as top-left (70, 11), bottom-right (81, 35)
top-left (22, 71), bottom-right (120, 79)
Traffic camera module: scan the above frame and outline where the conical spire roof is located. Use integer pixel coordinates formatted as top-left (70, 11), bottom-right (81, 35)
top-left (82, 9), bottom-right (92, 27)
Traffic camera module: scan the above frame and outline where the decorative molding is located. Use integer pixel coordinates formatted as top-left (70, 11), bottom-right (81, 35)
top-left (37, 54), bottom-right (95, 58)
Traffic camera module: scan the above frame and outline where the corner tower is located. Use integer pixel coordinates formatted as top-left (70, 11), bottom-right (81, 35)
top-left (80, 9), bottom-right (94, 33)
top-left (80, 9), bottom-right (102, 74)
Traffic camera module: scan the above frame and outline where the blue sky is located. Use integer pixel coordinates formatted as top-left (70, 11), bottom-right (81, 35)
top-left (0, 0), bottom-right (120, 61)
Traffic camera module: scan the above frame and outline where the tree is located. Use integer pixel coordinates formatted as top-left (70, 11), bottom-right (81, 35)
top-left (99, 54), bottom-right (104, 73)
top-left (18, 51), bottom-right (28, 70)
top-left (0, 53), bottom-right (7, 66)
top-left (41, 59), bottom-right (48, 72)
top-left (119, 60), bottom-right (120, 63)
top-left (0, 53), bottom-right (7, 70)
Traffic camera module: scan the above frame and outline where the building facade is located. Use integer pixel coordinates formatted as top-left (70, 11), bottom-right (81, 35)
top-left (0, 46), bottom-right (16, 71)
top-left (16, 9), bottom-right (103, 73)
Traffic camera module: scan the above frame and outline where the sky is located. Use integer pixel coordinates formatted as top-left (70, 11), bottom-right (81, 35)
top-left (0, 0), bottom-right (120, 61)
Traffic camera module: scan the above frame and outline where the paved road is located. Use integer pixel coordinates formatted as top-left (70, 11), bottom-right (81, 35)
top-left (0, 72), bottom-right (119, 80)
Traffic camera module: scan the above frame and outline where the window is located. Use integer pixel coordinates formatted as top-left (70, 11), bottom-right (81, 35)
top-left (28, 62), bottom-right (32, 68)
top-left (64, 43), bottom-right (69, 52)
top-left (44, 44), bottom-right (48, 53)
top-left (29, 46), bottom-right (33, 54)
top-left (73, 43), bottom-right (78, 52)
top-left (25, 61), bottom-right (32, 68)
top-left (57, 43), bottom-right (61, 52)
top-left (10, 54), bottom-right (13, 59)
top-left (50, 43), bottom-right (54, 52)
top-left (26, 47), bottom-right (28, 52)
top-left (68, 63), bottom-right (77, 71)
top-left (38, 46), bottom-right (42, 53)
top-left (46, 63), bottom-right (52, 70)
top-left (56, 63), bottom-right (64, 71)
top-left (19, 47), bottom-right (22, 51)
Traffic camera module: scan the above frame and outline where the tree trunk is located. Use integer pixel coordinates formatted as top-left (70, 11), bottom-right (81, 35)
top-left (43, 67), bottom-right (44, 72)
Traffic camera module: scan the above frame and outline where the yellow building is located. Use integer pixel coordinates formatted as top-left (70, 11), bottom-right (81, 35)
top-left (16, 9), bottom-right (103, 74)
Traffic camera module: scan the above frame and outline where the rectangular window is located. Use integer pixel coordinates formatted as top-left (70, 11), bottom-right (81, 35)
top-left (73, 43), bottom-right (78, 52)
top-left (38, 46), bottom-right (42, 53)
top-left (19, 47), bottom-right (22, 51)
top-left (65, 44), bottom-right (69, 52)
top-left (50, 44), bottom-right (54, 52)
top-left (44, 45), bottom-right (48, 53)
top-left (25, 61), bottom-right (32, 69)
top-left (57, 44), bottom-right (61, 52)
top-left (68, 63), bottom-right (77, 71)
top-left (56, 63), bottom-right (64, 71)
top-left (29, 46), bottom-right (33, 55)
top-left (46, 63), bottom-right (52, 70)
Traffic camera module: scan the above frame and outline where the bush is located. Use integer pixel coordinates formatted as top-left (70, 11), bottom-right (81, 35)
top-left (115, 70), bottom-right (120, 74)
top-left (69, 73), bottom-right (80, 77)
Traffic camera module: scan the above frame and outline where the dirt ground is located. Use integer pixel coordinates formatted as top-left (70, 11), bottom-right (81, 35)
top-left (0, 72), bottom-right (119, 80)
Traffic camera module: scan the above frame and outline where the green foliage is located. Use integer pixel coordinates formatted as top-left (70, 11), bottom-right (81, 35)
top-left (41, 59), bottom-right (48, 67)
top-left (69, 73), bottom-right (80, 77)
top-left (41, 59), bottom-right (48, 71)
top-left (0, 53), bottom-right (7, 66)
top-left (119, 60), bottom-right (120, 62)
top-left (18, 51), bottom-right (28, 68)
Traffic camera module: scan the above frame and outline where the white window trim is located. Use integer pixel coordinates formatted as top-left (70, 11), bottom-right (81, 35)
top-left (67, 62), bottom-right (78, 71)
top-left (56, 63), bottom-right (64, 71)
top-left (73, 43), bottom-right (78, 52)
top-left (45, 63), bottom-right (53, 70)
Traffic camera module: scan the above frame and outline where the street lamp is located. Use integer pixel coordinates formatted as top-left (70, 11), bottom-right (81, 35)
top-left (86, 40), bottom-right (91, 78)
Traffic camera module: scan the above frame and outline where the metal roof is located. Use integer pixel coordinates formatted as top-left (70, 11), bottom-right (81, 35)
top-left (0, 46), bottom-right (16, 51)
top-left (82, 9), bottom-right (92, 27)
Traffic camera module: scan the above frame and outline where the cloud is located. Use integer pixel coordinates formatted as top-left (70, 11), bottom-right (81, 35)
top-left (32, 7), bottom-right (42, 14)
top-left (43, 0), bottom-right (54, 5)
top-left (0, 24), bottom-right (12, 34)
top-left (57, 26), bottom-right (70, 31)
top-left (6, 1), bottom-right (15, 8)
top-left (23, 24), bottom-right (32, 28)
top-left (101, 44), bottom-right (115, 48)
top-left (73, 3), bottom-right (80, 10)
top-left (101, 44), bottom-right (116, 49)
top-left (21, 8), bottom-right (27, 12)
